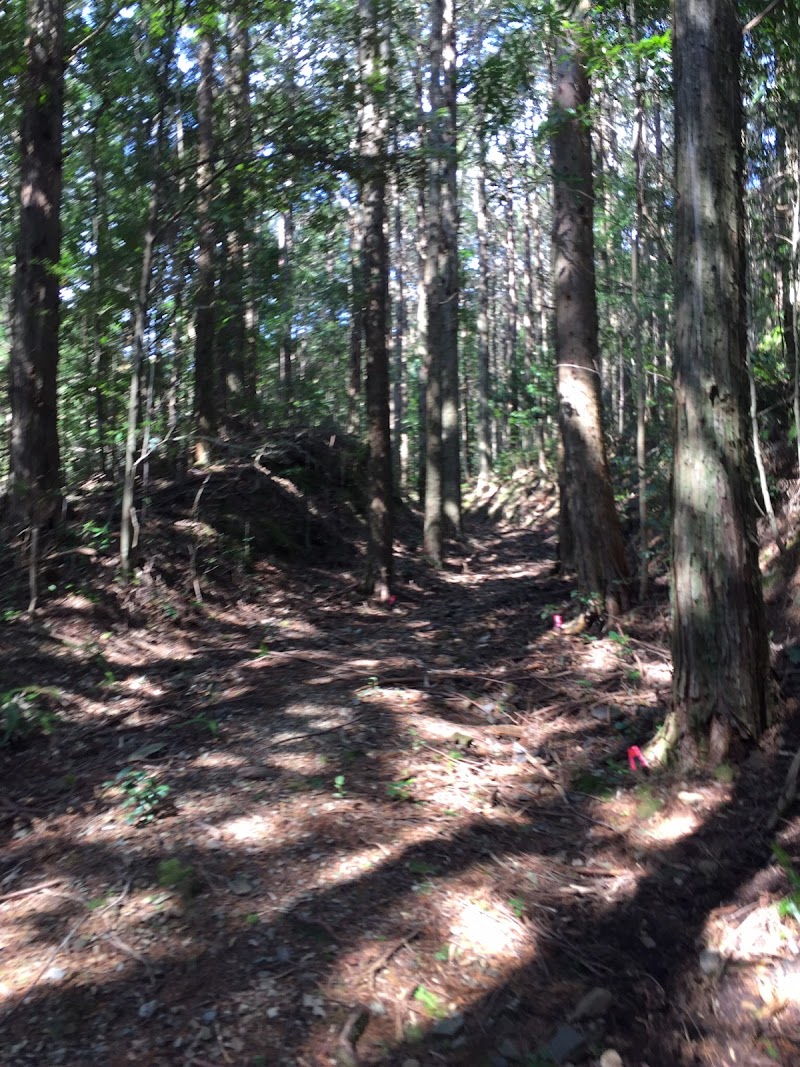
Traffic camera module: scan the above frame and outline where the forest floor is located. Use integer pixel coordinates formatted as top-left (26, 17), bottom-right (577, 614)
top-left (2, 450), bottom-right (800, 1067)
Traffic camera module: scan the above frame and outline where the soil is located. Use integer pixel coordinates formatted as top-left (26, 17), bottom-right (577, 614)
top-left (2, 454), bottom-right (800, 1067)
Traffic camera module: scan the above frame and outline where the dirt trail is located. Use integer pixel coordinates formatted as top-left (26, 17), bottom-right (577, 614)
top-left (1, 510), bottom-right (799, 1067)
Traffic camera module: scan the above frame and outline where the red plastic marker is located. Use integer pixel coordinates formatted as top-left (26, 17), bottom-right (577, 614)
top-left (628, 745), bottom-right (648, 771)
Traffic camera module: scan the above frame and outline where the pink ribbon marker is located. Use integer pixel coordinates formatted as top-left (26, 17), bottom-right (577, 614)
top-left (553, 615), bottom-right (563, 630)
top-left (628, 745), bottom-right (648, 771)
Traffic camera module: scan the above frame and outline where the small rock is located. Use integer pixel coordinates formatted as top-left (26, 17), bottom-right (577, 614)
top-left (488, 1055), bottom-right (509, 1067)
top-left (200, 1008), bottom-right (217, 1024)
top-left (369, 1000), bottom-right (386, 1016)
top-left (545, 1024), bottom-right (586, 1064)
top-left (432, 1012), bottom-right (464, 1037)
top-left (401, 1060), bottom-right (420, 1067)
top-left (591, 706), bottom-right (611, 723)
top-left (229, 875), bottom-right (254, 896)
top-left (677, 790), bottom-right (704, 806)
top-left (138, 1000), bottom-right (158, 1019)
top-left (45, 966), bottom-right (67, 982)
top-left (699, 948), bottom-right (725, 977)
top-left (569, 986), bottom-right (613, 1021)
top-left (600, 1052), bottom-right (623, 1067)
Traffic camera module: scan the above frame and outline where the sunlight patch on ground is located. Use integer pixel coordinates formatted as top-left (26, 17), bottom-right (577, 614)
top-left (449, 895), bottom-right (533, 960)
top-left (641, 811), bottom-right (699, 843)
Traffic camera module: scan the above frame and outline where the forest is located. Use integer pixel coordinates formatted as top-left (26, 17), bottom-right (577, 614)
top-left (2, 0), bottom-right (800, 1063)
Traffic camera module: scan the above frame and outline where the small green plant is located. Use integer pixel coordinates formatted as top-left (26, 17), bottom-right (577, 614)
top-left (508, 896), bottom-right (526, 919)
top-left (635, 786), bottom-right (663, 820)
top-left (0, 687), bottom-right (61, 745)
top-left (412, 985), bottom-right (447, 1018)
top-left (774, 846), bottom-right (800, 923)
top-left (252, 642), bottom-right (271, 659)
top-left (607, 629), bottom-right (631, 649)
top-left (105, 769), bottom-right (172, 824)
top-left (407, 859), bottom-right (438, 875)
top-left (175, 713), bottom-right (219, 737)
top-left (80, 520), bottom-right (111, 550)
top-left (332, 774), bottom-right (347, 798)
top-left (387, 776), bottom-right (416, 801)
top-left (157, 857), bottom-right (199, 898)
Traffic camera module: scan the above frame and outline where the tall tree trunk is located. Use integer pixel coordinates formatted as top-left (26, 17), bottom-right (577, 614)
top-left (504, 177), bottom-right (519, 447)
top-left (193, 32), bottom-right (216, 465)
top-left (348, 188), bottom-right (364, 434)
top-left (670, 0), bottom-right (769, 764)
top-left (90, 102), bottom-right (112, 477)
top-left (423, 0), bottom-right (446, 562)
top-left (360, 0), bottom-right (393, 598)
top-left (120, 23), bottom-right (175, 574)
top-left (475, 116), bottom-right (492, 482)
top-left (9, 0), bottom-right (65, 523)
top-left (218, 6), bottom-right (253, 420)
top-left (551, 4), bottom-right (631, 618)
top-left (391, 176), bottom-right (408, 486)
top-left (439, 0), bottom-right (461, 537)
top-left (630, 1), bottom-right (648, 599)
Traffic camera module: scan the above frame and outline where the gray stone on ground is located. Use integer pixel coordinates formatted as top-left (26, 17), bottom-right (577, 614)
top-left (545, 1024), bottom-right (586, 1064)
top-left (600, 1051), bottom-right (623, 1067)
top-left (569, 986), bottom-right (613, 1021)
top-left (432, 1012), bottom-right (464, 1037)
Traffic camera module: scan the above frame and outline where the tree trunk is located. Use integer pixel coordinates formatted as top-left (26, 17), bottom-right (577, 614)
top-left (550, 7), bottom-right (631, 618)
top-left (630, 1), bottom-right (648, 599)
top-left (9, 0), bottom-right (65, 523)
top-left (391, 176), bottom-right (407, 486)
top-left (359, 0), bottom-right (393, 598)
top-left (504, 177), bottom-right (519, 447)
top-left (670, 0), bottom-right (769, 764)
top-left (120, 26), bottom-right (175, 574)
top-left (475, 116), bottom-right (492, 482)
top-left (348, 188), bottom-right (364, 434)
top-left (439, 0), bottom-right (461, 537)
top-left (423, 0), bottom-right (446, 562)
top-left (218, 6), bottom-right (253, 421)
top-left (193, 32), bottom-right (216, 465)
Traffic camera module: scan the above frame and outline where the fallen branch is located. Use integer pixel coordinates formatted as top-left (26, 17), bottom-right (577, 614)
top-left (0, 879), bottom-right (63, 904)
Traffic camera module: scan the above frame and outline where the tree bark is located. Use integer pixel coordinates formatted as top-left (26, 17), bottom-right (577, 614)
top-left (217, 5), bottom-right (253, 421)
top-left (360, 0), bottom-right (393, 598)
top-left (439, 0), bottom-right (461, 537)
top-left (550, 6), bottom-right (631, 618)
top-left (9, 0), bottom-right (65, 523)
top-left (475, 116), bottom-right (492, 482)
top-left (670, 0), bottom-right (769, 763)
top-left (193, 31), bottom-right (216, 465)
top-left (423, 0), bottom-right (446, 562)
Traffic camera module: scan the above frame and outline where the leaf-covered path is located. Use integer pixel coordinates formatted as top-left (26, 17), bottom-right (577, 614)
top-left (1, 486), bottom-right (799, 1066)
